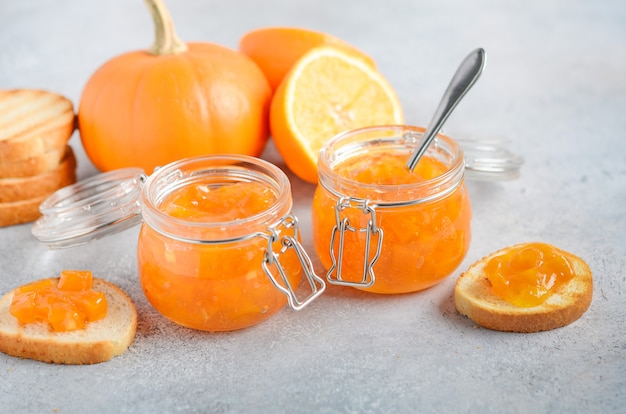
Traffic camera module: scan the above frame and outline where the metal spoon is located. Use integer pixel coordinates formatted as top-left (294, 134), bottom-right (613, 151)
top-left (406, 48), bottom-right (486, 171)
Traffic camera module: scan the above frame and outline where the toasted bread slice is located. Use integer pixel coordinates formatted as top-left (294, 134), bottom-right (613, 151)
top-left (0, 278), bottom-right (137, 364)
top-left (0, 89), bottom-right (75, 162)
top-left (0, 147), bottom-right (65, 178)
top-left (0, 146), bottom-right (76, 226)
top-left (0, 194), bottom-right (49, 227)
top-left (0, 146), bottom-right (76, 202)
top-left (454, 243), bottom-right (593, 333)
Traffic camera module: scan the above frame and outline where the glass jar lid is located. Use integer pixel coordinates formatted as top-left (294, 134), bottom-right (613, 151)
top-left (460, 138), bottom-right (524, 181)
top-left (31, 168), bottom-right (146, 249)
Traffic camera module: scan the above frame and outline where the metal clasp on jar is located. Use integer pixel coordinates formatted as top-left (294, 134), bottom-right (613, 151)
top-left (262, 213), bottom-right (326, 310)
top-left (327, 197), bottom-right (383, 288)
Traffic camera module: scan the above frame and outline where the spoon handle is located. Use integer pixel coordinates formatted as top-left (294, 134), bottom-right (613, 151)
top-left (406, 48), bottom-right (486, 171)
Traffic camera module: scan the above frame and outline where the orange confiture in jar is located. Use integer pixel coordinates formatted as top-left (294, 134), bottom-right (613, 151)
top-left (312, 125), bottom-right (472, 294)
top-left (484, 242), bottom-right (575, 307)
top-left (137, 155), bottom-right (324, 331)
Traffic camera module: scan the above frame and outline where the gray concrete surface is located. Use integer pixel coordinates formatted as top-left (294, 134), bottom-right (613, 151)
top-left (1, 0), bottom-right (625, 412)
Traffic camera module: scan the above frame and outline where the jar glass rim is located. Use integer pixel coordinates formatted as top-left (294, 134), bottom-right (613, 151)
top-left (140, 154), bottom-right (293, 241)
top-left (317, 125), bottom-right (465, 204)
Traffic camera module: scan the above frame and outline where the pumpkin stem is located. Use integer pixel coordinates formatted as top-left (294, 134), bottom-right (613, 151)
top-left (144, 0), bottom-right (188, 55)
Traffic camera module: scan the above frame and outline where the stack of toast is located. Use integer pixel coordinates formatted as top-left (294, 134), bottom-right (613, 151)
top-left (0, 89), bottom-right (77, 227)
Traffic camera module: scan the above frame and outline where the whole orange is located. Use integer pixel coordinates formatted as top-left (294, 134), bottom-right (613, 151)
top-left (78, 0), bottom-right (271, 173)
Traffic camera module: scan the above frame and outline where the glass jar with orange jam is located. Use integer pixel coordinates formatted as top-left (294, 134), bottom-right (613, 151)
top-left (137, 156), bottom-right (325, 330)
top-left (32, 155), bottom-right (325, 331)
top-left (312, 125), bottom-right (472, 294)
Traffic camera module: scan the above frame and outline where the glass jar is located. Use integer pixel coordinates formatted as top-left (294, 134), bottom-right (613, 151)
top-left (32, 155), bottom-right (325, 331)
top-left (312, 125), bottom-right (472, 294)
top-left (137, 155), bottom-right (326, 331)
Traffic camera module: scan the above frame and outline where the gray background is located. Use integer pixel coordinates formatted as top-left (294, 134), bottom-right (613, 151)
top-left (1, 0), bottom-right (625, 412)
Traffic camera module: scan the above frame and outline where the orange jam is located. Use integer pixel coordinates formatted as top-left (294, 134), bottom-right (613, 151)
top-left (313, 127), bottom-right (471, 294)
top-left (9, 270), bottom-right (107, 332)
top-left (334, 151), bottom-right (449, 185)
top-left (485, 242), bottom-right (575, 307)
top-left (160, 182), bottom-right (276, 221)
top-left (137, 179), bottom-right (302, 331)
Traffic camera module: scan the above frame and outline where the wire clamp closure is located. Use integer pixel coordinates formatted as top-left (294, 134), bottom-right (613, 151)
top-left (327, 197), bottom-right (383, 288)
top-left (262, 214), bottom-right (325, 310)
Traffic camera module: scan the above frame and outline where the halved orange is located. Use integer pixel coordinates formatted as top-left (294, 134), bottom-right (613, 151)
top-left (239, 27), bottom-right (376, 91)
top-left (270, 45), bottom-right (404, 184)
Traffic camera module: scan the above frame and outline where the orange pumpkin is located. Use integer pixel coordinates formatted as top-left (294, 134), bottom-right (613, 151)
top-left (78, 0), bottom-right (272, 173)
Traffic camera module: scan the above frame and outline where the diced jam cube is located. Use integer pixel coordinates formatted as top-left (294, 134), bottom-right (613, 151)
top-left (14, 279), bottom-right (54, 295)
top-left (75, 290), bottom-right (107, 322)
top-left (57, 270), bottom-right (93, 292)
top-left (47, 296), bottom-right (85, 332)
